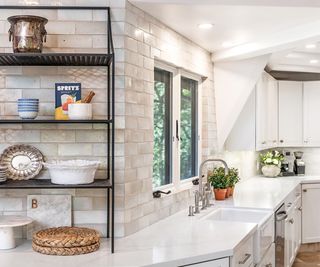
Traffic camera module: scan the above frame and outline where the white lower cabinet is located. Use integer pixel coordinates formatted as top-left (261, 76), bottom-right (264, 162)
top-left (180, 257), bottom-right (229, 267)
top-left (232, 235), bottom-right (254, 267)
top-left (257, 243), bottom-right (275, 267)
top-left (302, 183), bottom-right (320, 243)
top-left (285, 187), bottom-right (302, 267)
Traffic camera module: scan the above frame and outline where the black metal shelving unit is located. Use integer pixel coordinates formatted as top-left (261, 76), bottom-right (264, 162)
top-left (0, 6), bottom-right (116, 253)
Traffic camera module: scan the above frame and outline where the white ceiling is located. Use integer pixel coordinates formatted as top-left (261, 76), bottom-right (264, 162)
top-left (130, 0), bottom-right (320, 72)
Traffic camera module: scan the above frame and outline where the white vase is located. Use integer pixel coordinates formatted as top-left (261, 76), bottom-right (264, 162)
top-left (261, 165), bottom-right (281, 177)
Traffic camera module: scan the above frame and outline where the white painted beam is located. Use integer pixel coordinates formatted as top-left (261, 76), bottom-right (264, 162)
top-left (130, 0), bottom-right (320, 7)
top-left (212, 21), bottom-right (320, 62)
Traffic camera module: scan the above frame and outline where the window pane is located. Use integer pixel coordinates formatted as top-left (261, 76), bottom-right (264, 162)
top-left (180, 77), bottom-right (198, 180)
top-left (153, 68), bottom-right (171, 187)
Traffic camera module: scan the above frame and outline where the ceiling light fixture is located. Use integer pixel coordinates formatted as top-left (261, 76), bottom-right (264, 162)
top-left (306, 44), bottom-right (316, 49)
top-left (310, 59), bottom-right (319, 64)
top-left (198, 23), bottom-right (213, 29)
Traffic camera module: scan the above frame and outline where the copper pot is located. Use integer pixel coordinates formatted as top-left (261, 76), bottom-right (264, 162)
top-left (8, 15), bottom-right (48, 53)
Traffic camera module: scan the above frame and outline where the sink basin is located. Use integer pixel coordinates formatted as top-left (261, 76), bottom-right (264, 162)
top-left (204, 207), bottom-right (274, 264)
top-left (205, 207), bottom-right (272, 225)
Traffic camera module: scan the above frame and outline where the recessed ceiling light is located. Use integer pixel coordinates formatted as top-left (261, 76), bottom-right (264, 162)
top-left (198, 23), bottom-right (213, 29)
top-left (310, 59), bottom-right (319, 64)
top-left (306, 44), bottom-right (317, 49)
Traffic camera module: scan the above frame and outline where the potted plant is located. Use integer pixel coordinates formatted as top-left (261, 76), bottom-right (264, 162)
top-left (208, 167), bottom-right (228, 200)
top-left (226, 168), bottom-right (240, 197)
top-left (259, 150), bottom-right (284, 177)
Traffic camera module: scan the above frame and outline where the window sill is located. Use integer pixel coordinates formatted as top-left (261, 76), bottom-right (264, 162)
top-left (153, 177), bottom-right (198, 199)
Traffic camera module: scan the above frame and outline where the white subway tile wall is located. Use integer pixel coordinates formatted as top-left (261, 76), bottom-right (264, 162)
top-left (0, 0), bottom-right (219, 239)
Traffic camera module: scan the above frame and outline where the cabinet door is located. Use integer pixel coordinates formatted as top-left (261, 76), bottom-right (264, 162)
top-left (266, 75), bottom-right (278, 147)
top-left (278, 81), bottom-right (303, 147)
top-left (294, 204), bottom-right (302, 255)
top-left (232, 235), bottom-right (254, 267)
top-left (257, 243), bottom-right (275, 267)
top-left (303, 82), bottom-right (320, 146)
top-left (256, 74), bottom-right (268, 150)
top-left (284, 209), bottom-right (295, 267)
top-left (182, 257), bottom-right (229, 267)
top-left (302, 184), bottom-right (320, 243)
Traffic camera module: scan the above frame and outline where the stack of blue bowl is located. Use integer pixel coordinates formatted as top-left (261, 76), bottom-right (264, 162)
top-left (17, 98), bottom-right (39, 119)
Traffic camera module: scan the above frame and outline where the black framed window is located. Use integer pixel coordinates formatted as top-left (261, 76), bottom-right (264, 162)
top-left (153, 68), bottom-right (172, 187)
top-left (180, 77), bottom-right (198, 180)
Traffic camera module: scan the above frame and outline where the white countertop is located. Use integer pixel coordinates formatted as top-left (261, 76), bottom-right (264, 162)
top-left (2, 175), bottom-right (320, 267)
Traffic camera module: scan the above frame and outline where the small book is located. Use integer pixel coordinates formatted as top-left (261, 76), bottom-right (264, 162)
top-left (55, 83), bottom-right (81, 120)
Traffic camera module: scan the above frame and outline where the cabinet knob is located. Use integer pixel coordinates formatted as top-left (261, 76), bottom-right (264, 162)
top-left (303, 189), bottom-right (307, 192)
top-left (266, 263), bottom-right (272, 267)
top-left (289, 218), bottom-right (294, 224)
top-left (298, 207), bottom-right (302, 211)
top-left (280, 140), bottom-right (284, 143)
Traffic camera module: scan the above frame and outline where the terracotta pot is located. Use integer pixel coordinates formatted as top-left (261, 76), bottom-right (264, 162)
top-left (229, 186), bottom-right (235, 196)
top-left (214, 188), bottom-right (227, 201)
top-left (226, 187), bottom-right (233, 197)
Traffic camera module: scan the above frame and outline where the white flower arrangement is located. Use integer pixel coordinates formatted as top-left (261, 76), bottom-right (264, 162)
top-left (260, 150), bottom-right (284, 167)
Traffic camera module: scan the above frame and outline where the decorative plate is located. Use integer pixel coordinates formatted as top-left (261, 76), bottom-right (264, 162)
top-left (0, 144), bottom-right (44, 180)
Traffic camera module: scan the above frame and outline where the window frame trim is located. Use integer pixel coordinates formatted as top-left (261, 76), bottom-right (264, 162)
top-left (153, 61), bottom-right (203, 191)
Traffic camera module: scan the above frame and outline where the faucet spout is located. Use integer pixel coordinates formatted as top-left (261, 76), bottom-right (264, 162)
top-left (198, 159), bottom-right (229, 201)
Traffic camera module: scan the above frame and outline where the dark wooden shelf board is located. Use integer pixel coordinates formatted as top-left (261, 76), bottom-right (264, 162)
top-left (0, 179), bottom-right (112, 189)
top-left (0, 119), bottom-right (112, 124)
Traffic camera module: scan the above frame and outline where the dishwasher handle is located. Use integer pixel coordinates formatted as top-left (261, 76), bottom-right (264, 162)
top-left (276, 211), bottom-right (288, 221)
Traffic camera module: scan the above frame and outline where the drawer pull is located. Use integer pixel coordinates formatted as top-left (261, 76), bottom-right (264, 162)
top-left (239, 253), bottom-right (251, 264)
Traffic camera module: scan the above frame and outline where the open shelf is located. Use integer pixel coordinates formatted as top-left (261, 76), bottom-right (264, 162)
top-left (0, 119), bottom-right (112, 124)
top-left (0, 179), bottom-right (112, 189)
top-left (0, 5), bottom-right (116, 253)
top-left (0, 53), bottom-right (113, 66)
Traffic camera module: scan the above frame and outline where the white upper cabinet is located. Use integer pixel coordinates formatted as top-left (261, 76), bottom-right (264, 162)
top-left (256, 73), bottom-right (268, 150)
top-left (278, 81), bottom-right (303, 147)
top-left (256, 72), bottom-right (278, 150)
top-left (303, 81), bottom-right (320, 146)
top-left (266, 75), bottom-right (278, 147)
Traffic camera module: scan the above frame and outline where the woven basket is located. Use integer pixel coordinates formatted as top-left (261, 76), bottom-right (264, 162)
top-left (33, 227), bottom-right (100, 248)
top-left (32, 242), bottom-right (100, 256)
top-left (32, 227), bottom-right (100, 256)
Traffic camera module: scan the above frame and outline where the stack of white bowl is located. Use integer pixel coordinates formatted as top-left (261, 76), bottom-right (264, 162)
top-left (0, 165), bottom-right (7, 183)
top-left (18, 98), bottom-right (39, 119)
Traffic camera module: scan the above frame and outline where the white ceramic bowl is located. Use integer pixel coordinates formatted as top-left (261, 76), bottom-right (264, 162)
top-left (68, 103), bottom-right (92, 120)
top-left (18, 111), bottom-right (38, 119)
top-left (44, 160), bottom-right (100, 185)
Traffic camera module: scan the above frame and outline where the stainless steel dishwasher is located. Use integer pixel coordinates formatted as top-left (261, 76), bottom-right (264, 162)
top-left (275, 204), bottom-right (288, 267)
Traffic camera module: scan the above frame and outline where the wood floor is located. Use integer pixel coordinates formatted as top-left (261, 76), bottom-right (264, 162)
top-left (293, 244), bottom-right (320, 267)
